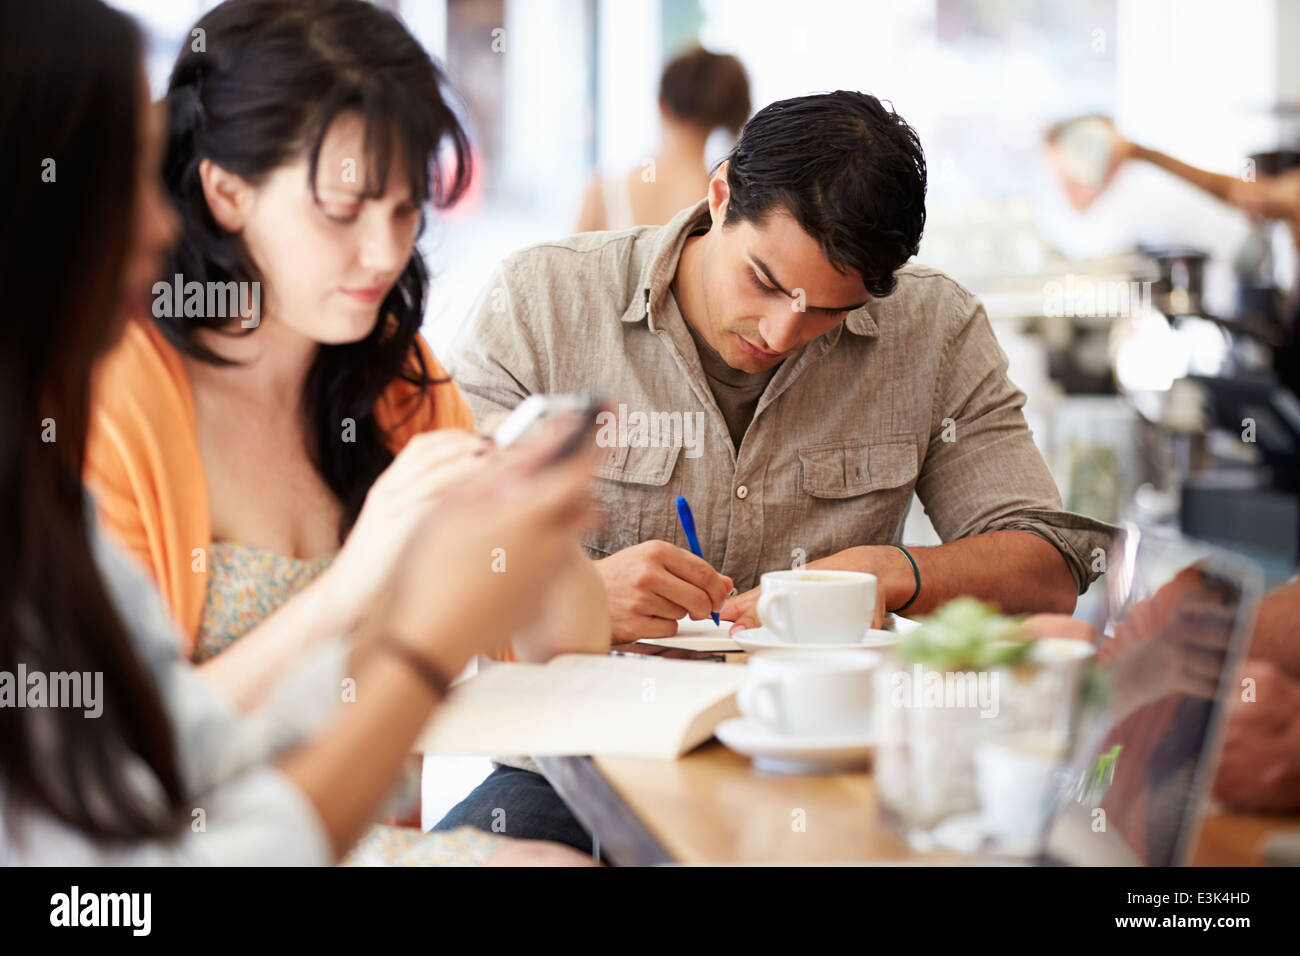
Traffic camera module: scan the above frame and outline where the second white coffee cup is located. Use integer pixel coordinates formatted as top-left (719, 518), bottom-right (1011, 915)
top-left (737, 651), bottom-right (879, 736)
top-left (756, 569), bottom-right (877, 644)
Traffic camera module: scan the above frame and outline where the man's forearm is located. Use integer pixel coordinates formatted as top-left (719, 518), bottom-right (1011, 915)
top-left (822, 530), bottom-right (1078, 617)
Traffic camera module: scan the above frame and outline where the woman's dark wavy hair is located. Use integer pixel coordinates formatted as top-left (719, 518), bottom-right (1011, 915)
top-left (0, 0), bottom-right (185, 838)
top-left (161, 0), bottom-right (472, 537)
top-left (721, 91), bottom-right (927, 298)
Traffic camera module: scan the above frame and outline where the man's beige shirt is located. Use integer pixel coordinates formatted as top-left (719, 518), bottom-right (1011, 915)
top-left (448, 201), bottom-right (1116, 594)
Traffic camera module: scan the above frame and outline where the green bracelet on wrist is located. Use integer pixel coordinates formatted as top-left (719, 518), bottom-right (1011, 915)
top-left (890, 544), bottom-right (921, 614)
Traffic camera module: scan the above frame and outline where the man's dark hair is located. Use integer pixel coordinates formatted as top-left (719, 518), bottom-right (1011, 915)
top-left (721, 91), bottom-right (927, 298)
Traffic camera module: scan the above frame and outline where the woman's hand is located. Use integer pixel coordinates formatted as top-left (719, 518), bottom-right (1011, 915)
top-left (380, 424), bottom-right (600, 678)
top-left (196, 429), bottom-right (493, 711)
top-left (510, 541), bottom-right (611, 661)
top-left (319, 429), bottom-right (492, 628)
top-left (278, 426), bottom-right (598, 858)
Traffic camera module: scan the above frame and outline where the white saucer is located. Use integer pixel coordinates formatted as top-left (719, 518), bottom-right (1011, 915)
top-left (887, 613), bottom-right (920, 635)
top-left (715, 717), bottom-right (875, 774)
top-left (731, 625), bottom-right (896, 654)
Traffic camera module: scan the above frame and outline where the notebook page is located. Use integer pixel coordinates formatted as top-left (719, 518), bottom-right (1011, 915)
top-left (415, 653), bottom-right (744, 760)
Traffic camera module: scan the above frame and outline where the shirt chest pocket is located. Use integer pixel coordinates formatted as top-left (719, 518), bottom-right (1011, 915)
top-left (581, 443), bottom-right (682, 558)
top-left (795, 440), bottom-right (919, 551)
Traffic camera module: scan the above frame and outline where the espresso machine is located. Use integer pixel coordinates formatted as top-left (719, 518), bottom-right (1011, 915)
top-left (1140, 191), bottom-right (1300, 584)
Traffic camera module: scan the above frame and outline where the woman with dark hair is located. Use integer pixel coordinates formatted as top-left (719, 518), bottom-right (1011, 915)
top-left (575, 46), bottom-right (751, 231)
top-left (85, 0), bottom-right (608, 718)
top-left (1, 0), bottom-right (599, 865)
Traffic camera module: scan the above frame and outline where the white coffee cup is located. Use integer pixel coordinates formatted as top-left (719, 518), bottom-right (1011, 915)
top-left (737, 651), bottom-right (879, 736)
top-left (974, 732), bottom-right (1068, 855)
top-left (756, 569), bottom-right (877, 644)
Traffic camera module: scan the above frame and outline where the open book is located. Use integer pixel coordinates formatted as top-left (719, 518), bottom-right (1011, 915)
top-left (415, 653), bottom-right (744, 760)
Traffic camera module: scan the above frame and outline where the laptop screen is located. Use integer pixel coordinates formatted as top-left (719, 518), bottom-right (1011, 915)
top-left (1041, 528), bottom-right (1263, 866)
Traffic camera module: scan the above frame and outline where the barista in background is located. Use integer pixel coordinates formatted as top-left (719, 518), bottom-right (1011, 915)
top-left (1109, 131), bottom-right (1300, 249)
top-left (1103, 120), bottom-right (1300, 392)
top-left (575, 47), bottom-right (750, 231)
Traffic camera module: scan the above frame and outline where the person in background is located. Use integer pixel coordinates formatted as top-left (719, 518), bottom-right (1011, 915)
top-left (1047, 118), bottom-right (1300, 811)
top-left (1061, 117), bottom-right (1300, 392)
top-left (1105, 123), bottom-right (1300, 248)
top-left (84, 0), bottom-right (609, 721)
top-left (575, 46), bottom-right (750, 232)
top-left (0, 0), bottom-right (599, 866)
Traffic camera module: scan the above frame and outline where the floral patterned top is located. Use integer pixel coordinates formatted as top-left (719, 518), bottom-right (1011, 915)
top-left (194, 540), bottom-right (506, 866)
top-left (340, 823), bottom-right (507, 867)
top-left (193, 540), bottom-right (337, 664)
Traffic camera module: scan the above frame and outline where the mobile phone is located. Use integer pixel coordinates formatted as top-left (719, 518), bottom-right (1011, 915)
top-left (494, 393), bottom-right (603, 465)
top-left (494, 394), bottom-right (592, 447)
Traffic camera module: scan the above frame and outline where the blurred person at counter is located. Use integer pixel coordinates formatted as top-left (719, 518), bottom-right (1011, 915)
top-left (1044, 118), bottom-right (1300, 812)
top-left (1111, 128), bottom-right (1300, 392)
top-left (575, 47), bottom-right (750, 232)
top-left (1048, 116), bottom-right (1300, 390)
top-left (1110, 130), bottom-right (1300, 250)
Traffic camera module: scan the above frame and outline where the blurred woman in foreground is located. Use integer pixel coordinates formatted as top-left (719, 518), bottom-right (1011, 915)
top-left (0, 0), bottom-right (597, 866)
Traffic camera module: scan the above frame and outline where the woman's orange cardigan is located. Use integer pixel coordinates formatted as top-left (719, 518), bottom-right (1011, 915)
top-left (86, 319), bottom-right (477, 657)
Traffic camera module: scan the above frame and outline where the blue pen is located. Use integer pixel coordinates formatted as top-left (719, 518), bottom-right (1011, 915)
top-left (675, 495), bottom-right (720, 626)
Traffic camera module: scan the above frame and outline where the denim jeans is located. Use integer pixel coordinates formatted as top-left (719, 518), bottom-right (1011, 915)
top-left (430, 765), bottom-right (594, 854)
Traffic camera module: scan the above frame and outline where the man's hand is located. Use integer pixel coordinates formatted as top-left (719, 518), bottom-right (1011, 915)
top-left (1213, 659), bottom-right (1300, 812)
top-left (720, 547), bottom-right (896, 635)
top-left (592, 540), bottom-right (733, 641)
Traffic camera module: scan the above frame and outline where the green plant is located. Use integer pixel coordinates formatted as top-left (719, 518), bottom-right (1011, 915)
top-left (897, 597), bottom-right (1031, 671)
top-left (1075, 744), bottom-right (1123, 804)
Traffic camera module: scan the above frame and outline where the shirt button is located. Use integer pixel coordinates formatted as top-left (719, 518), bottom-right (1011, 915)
top-left (735, 484), bottom-right (749, 499)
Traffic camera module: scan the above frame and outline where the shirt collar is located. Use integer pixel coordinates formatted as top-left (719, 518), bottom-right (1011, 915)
top-left (621, 198), bottom-right (879, 340)
top-left (621, 200), bottom-right (709, 329)
top-left (845, 308), bottom-right (879, 337)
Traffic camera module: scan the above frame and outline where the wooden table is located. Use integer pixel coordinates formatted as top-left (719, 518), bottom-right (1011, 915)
top-left (537, 742), bottom-right (1300, 867)
top-left (533, 639), bottom-right (1300, 866)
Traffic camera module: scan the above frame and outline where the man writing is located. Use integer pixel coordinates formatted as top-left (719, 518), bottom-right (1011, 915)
top-left (449, 91), bottom-right (1116, 643)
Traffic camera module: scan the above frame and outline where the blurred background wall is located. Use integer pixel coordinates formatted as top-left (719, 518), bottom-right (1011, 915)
top-left (112, 0), bottom-right (1300, 344)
